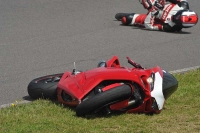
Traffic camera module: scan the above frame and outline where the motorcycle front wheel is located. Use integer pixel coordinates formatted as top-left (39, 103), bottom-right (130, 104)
top-left (27, 73), bottom-right (63, 100)
top-left (76, 84), bottom-right (132, 116)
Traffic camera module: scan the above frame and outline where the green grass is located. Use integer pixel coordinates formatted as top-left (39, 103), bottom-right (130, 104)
top-left (1, 69), bottom-right (200, 133)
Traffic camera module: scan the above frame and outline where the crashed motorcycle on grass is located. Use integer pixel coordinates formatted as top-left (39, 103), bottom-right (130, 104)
top-left (115, 2), bottom-right (198, 32)
top-left (28, 56), bottom-right (178, 116)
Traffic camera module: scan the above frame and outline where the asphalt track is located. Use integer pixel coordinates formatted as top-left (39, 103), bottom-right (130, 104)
top-left (0, 0), bottom-right (200, 106)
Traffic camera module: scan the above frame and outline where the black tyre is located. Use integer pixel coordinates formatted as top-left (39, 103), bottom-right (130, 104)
top-left (28, 73), bottom-right (63, 100)
top-left (76, 84), bottom-right (132, 116)
top-left (115, 13), bottom-right (129, 21)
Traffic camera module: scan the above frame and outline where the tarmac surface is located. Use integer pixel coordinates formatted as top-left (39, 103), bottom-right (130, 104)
top-left (0, 0), bottom-right (200, 106)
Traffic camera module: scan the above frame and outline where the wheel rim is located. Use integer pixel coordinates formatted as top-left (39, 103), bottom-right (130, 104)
top-left (35, 75), bottom-right (62, 83)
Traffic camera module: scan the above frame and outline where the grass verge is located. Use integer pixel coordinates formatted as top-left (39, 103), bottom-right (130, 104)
top-left (0, 69), bottom-right (200, 133)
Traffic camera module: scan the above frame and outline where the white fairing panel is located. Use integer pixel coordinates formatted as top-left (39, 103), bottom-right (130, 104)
top-left (151, 72), bottom-right (165, 110)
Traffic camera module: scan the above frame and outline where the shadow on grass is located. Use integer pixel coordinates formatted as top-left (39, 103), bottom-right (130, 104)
top-left (81, 111), bottom-right (156, 120)
top-left (24, 96), bottom-right (156, 119)
top-left (23, 95), bottom-right (34, 101)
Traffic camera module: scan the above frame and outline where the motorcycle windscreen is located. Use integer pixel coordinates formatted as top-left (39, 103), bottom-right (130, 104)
top-left (162, 71), bottom-right (178, 100)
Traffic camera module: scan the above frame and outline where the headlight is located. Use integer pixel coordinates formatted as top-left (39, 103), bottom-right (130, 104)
top-left (147, 77), bottom-right (153, 83)
top-left (147, 73), bottom-right (155, 91)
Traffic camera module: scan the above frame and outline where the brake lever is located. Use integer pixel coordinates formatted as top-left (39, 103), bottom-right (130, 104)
top-left (126, 56), bottom-right (144, 69)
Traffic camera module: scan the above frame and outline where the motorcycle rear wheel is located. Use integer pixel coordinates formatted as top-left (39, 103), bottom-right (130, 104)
top-left (27, 73), bottom-right (63, 100)
top-left (76, 84), bottom-right (132, 116)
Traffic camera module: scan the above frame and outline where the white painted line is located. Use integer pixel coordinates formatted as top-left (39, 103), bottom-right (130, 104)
top-left (170, 66), bottom-right (200, 74)
top-left (0, 100), bottom-right (31, 109)
top-left (0, 65), bottom-right (199, 109)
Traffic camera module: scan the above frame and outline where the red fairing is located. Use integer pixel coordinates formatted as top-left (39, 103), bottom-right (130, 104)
top-left (58, 67), bottom-right (144, 100)
top-left (102, 83), bottom-right (123, 92)
top-left (106, 55), bottom-right (121, 67)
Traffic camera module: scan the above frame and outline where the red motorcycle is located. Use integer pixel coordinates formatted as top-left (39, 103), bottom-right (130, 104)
top-left (28, 56), bottom-right (178, 116)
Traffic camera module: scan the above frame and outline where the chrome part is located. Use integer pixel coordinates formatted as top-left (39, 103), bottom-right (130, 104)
top-left (127, 100), bottom-right (136, 107)
top-left (97, 60), bottom-right (107, 67)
